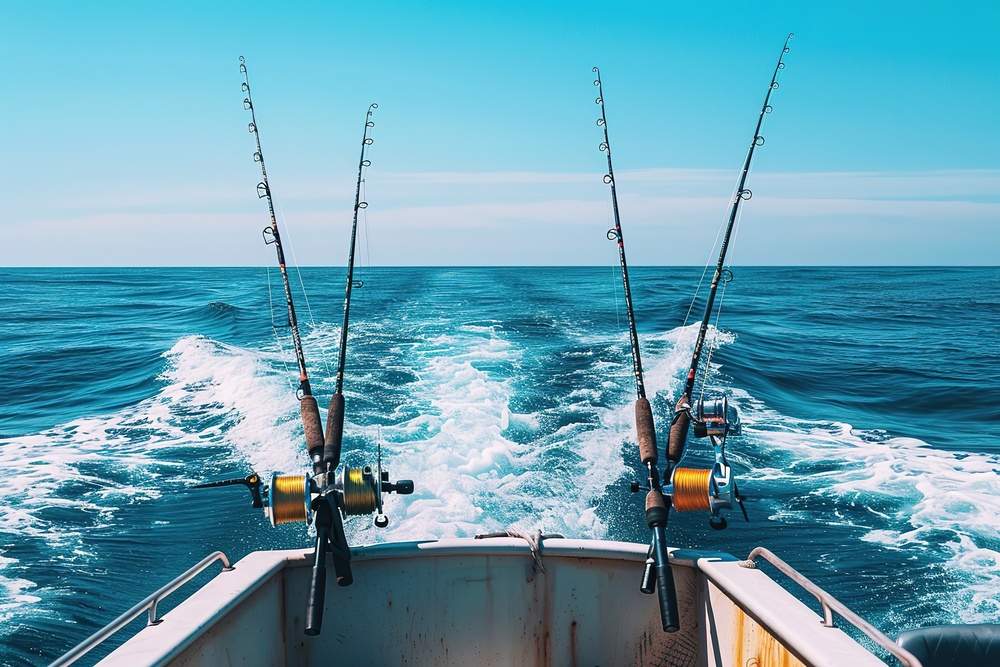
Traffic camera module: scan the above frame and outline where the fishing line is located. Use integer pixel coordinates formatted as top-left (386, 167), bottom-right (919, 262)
top-left (280, 207), bottom-right (336, 381)
top-left (611, 257), bottom-right (623, 333)
top-left (698, 273), bottom-right (729, 404)
top-left (668, 33), bottom-right (794, 466)
top-left (682, 170), bottom-right (744, 329)
top-left (266, 265), bottom-right (296, 393)
top-left (699, 187), bottom-right (746, 402)
top-left (275, 208), bottom-right (316, 320)
top-left (361, 177), bottom-right (372, 279)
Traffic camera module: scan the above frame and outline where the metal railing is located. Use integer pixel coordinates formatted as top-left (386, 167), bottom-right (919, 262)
top-left (50, 551), bottom-right (233, 667)
top-left (740, 546), bottom-right (922, 667)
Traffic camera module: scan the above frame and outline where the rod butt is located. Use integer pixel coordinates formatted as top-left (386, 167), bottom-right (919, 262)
top-left (304, 526), bottom-right (328, 636)
top-left (652, 526), bottom-right (680, 633)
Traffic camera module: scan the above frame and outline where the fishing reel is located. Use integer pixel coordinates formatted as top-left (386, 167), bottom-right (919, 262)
top-left (676, 395), bottom-right (746, 529)
top-left (194, 450), bottom-right (413, 529)
top-left (692, 395), bottom-right (741, 439)
top-left (630, 395), bottom-right (747, 530)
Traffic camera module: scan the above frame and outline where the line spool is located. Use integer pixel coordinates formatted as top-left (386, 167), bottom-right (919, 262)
top-left (671, 467), bottom-right (713, 512)
top-left (269, 473), bottom-right (310, 526)
top-left (341, 466), bottom-right (379, 515)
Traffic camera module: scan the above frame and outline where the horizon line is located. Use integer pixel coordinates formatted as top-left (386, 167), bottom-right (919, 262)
top-left (2, 264), bottom-right (998, 270)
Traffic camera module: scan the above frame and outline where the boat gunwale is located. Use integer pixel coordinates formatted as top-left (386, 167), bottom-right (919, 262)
top-left (96, 539), bottom-right (695, 666)
top-left (697, 556), bottom-right (887, 667)
top-left (96, 538), bottom-right (886, 667)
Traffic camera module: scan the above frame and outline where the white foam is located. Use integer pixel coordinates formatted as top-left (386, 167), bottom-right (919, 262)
top-left (728, 388), bottom-right (1000, 620)
top-left (349, 328), bottom-right (532, 540)
top-left (345, 322), bottom-right (664, 544)
top-left (365, 322), bottom-right (730, 543)
top-left (0, 554), bottom-right (40, 624)
top-left (0, 335), bottom-right (306, 544)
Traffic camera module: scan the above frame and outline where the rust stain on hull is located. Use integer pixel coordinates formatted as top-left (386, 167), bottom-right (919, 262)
top-left (733, 607), bottom-right (805, 667)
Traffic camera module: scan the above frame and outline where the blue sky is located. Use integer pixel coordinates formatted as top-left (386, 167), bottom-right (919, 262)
top-left (2, 1), bottom-right (998, 265)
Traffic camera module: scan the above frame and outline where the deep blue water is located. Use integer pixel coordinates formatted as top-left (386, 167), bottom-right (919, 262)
top-left (0, 267), bottom-right (997, 665)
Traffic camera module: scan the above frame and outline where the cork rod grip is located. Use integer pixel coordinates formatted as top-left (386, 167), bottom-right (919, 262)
top-left (300, 395), bottom-right (325, 456)
top-left (635, 397), bottom-right (658, 465)
top-left (323, 392), bottom-right (345, 470)
top-left (667, 395), bottom-right (690, 463)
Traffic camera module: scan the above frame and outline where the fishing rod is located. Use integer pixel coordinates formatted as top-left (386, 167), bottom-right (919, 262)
top-left (323, 103), bottom-right (378, 475)
top-left (666, 34), bottom-right (794, 528)
top-left (304, 102), bottom-right (405, 637)
top-left (593, 66), bottom-right (680, 634)
top-left (239, 56), bottom-right (326, 466)
top-left (193, 59), bottom-right (412, 640)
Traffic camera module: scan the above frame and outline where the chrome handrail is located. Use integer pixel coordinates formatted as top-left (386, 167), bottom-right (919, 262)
top-left (50, 551), bottom-right (233, 667)
top-left (740, 546), bottom-right (923, 667)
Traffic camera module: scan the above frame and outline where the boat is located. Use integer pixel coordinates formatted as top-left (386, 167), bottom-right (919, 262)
top-left (53, 537), bottom-right (923, 666)
top-left (49, 41), bottom-right (1000, 667)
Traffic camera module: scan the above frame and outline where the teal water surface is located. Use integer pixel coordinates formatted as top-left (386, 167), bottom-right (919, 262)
top-left (0, 267), bottom-right (997, 665)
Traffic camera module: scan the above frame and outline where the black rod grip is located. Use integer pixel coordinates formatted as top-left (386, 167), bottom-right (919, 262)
top-left (323, 392), bottom-right (345, 470)
top-left (652, 526), bottom-right (680, 632)
top-left (304, 526), bottom-right (328, 636)
top-left (635, 398), bottom-right (658, 465)
top-left (330, 506), bottom-right (353, 586)
top-left (301, 395), bottom-right (325, 463)
top-left (667, 395), bottom-right (690, 463)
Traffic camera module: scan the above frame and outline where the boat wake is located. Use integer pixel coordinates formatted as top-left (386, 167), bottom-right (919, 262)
top-left (0, 321), bottom-right (996, 633)
top-left (0, 335), bottom-right (298, 627)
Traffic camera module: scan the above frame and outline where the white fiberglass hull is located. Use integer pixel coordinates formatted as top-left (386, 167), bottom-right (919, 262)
top-left (98, 538), bottom-right (887, 667)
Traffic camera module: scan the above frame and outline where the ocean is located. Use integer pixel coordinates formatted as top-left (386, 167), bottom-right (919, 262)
top-left (0, 266), bottom-right (997, 665)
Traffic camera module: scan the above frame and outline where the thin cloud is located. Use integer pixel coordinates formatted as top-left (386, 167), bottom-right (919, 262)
top-left (5, 168), bottom-right (998, 265)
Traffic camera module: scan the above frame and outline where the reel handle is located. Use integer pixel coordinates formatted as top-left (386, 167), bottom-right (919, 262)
top-left (191, 474), bottom-right (263, 509)
top-left (384, 479), bottom-right (414, 495)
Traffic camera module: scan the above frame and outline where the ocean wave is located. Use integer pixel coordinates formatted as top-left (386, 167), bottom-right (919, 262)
top-left (0, 334), bottom-right (304, 621)
top-left (1, 301), bottom-right (995, 638)
top-left (0, 556), bottom-right (40, 625)
top-left (348, 327), bottom-right (548, 540)
top-left (734, 393), bottom-right (1000, 620)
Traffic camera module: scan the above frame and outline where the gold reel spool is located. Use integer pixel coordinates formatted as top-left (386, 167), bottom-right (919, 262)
top-left (671, 467), bottom-right (713, 512)
top-left (341, 466), bottom-right (379, 515)
top-left (269, 473), bottom-right (311, 526)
